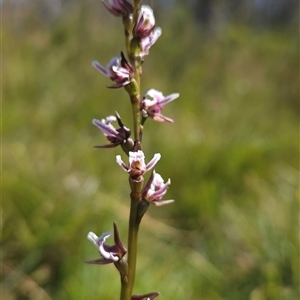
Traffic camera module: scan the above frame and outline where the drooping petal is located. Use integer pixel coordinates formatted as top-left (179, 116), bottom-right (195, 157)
top-left (152, 114), bottom-right (174, 123)
top-left (152, 199), bottom-right (175, 206)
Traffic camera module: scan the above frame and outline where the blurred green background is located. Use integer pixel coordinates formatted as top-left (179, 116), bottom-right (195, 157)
top-left (3, 0), bottom-right (299, 299)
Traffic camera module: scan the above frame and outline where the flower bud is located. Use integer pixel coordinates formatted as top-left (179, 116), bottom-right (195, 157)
top-left (101, 0), bottom-right (133, 17)
top-left (133, 5), bottom-right (156, 38)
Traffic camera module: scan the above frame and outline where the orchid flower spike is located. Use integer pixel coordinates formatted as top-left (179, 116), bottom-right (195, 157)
top-left (142, 171), bottom-right (174, 206)
top-left (86, 222), bottom-right (127, 265)
top-left (116, 150), bottom-right (161, 179)
top-left (93, 52), bottom-right (134, 88)
top-left (92, 112), bottom-right (133, 151)
top-left (101, 0), bottom-right (133, 17)
top-left (141, 89), bottom-right (179, 123)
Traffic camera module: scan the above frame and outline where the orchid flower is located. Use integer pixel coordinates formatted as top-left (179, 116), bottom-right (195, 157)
top-left (86, 222), bottom-right (127, 265)
top-left (116, 150), bottom-right (161, 178)
top-left (93, 52), bottom-right (134, 88)
top-left (141, 89), bottom-right (179, 123)
top-left (92, 112), bottom-right (133, 149)
top-left (142, 171), bottom-right (174, 206)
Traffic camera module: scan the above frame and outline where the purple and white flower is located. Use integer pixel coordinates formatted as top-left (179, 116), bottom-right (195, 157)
top-left (116, 150), bottom-right (161, 178)
top-left (93, 52), bottom-right (134, 88)
top-left (138, 27), bottom-right (162, 59)
top-left (142, 171), bottom-right (174, 206)
top-left (133, 5), bottom-right (156, 38)
top-left (87, 232), bottom-right (119, 262)
top-left (86, 222), bottom-right (127, 265)
top-left (92, 112), bottom-right (132, 148)
top-left (101, 0), bottom-right (133, 17)
top-left (141, 89), bottom-right (179, 123)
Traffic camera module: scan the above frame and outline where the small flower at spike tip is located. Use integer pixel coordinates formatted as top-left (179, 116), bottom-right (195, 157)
top-left (101, 0), bottom-right (133, 17)
top-left (130, 5), bottom-right (161, 59)
top-left (92, 52), bottom-right (134, 88)
top-left (131, 292), bottom-right (160, 300)
top-left (86, 222), bottom-right (127, 264)
top-left (142, 170), bottom-right (174, 206)
top-left (116, 150), bottom-right (161, 178)
top-left (92, 112), bottom-right (133, 149)
top-left (141, 89), bottom-right (179, 123)
top-left (133, 5), bottom-right (156, 38)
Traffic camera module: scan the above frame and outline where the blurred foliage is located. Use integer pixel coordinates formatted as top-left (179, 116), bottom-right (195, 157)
top-left (2, 1), bottom-right (299, 300)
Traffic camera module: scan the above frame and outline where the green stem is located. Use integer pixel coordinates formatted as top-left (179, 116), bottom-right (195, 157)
top-left (118, 259), bottom-right (129, 299)
top-left (130, 94), bottom-right (140, 142)
top-left (127, 194), bottom-right (140, 296)
top-left (119, 195), bottom-right (140, 300)
top-left (119, 189), bottom-right (141, 300)
top-left (120, 283), bottom-right (128, 299)
top-left (123, 16), bottom-right (132, 56)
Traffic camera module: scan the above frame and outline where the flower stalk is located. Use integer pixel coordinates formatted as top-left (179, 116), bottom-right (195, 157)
top-left (125, 191), bottom-right (141, 298)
